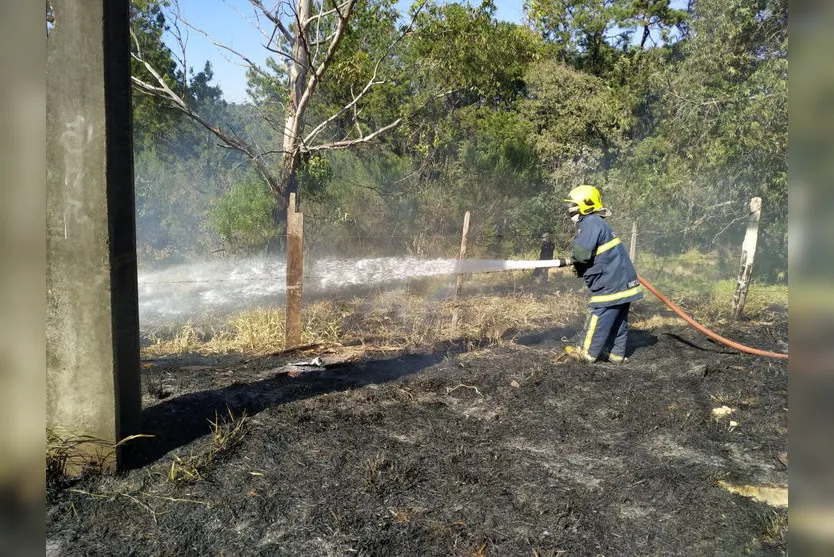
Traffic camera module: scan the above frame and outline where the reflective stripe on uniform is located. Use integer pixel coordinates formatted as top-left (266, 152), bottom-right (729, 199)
top-left (583, 314), bottom-right (599, 352)
top-left (589, 285), bottom-right (642, 304)
top-left (595, 237), bottom-right (621, 256)
top-left (608, 353), bottom-right (626, 363)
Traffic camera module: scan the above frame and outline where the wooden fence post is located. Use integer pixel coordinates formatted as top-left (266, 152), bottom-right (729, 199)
top-left (629, 221), bottom-right (638, 262)
top-left (285, 193), bottom-right (304, 348)
top-left (455, 211), bottom-right (471, 297)
top-left (732, 197), bottom-right (762, 320)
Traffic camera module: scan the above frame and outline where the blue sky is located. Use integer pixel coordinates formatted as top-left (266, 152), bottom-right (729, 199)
top-left (163, 0), bottom-right (525, 103)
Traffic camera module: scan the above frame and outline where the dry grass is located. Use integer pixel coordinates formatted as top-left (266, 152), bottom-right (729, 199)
top-left (47, 429), bottom-right (152, 482)
top-left (168, 408), bottom-right (248, 482)
top-left (632, 280), bottom-right (788, 330)
top-left (630, 314), bottom-right (684, 330)
top-left (760, 510), bottom-right (788, 545)
top-left (143, 289), bottom-right (587, 357)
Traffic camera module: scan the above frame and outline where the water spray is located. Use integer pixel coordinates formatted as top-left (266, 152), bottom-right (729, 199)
top-left (138, 254), bottom-right (787, 359)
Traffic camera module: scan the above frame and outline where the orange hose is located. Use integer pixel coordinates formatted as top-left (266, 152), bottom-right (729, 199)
top-left (637, 274), bottom-right (788, 360)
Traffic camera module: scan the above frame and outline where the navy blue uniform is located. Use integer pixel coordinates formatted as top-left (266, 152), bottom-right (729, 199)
top-left (571, 213), bottom-right (643, 360)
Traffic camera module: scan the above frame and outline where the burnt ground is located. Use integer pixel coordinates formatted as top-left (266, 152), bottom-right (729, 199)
top-left (47, 315), bottom-right (788, 556)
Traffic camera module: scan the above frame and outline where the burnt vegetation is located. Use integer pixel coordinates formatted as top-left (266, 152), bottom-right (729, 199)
top-left (47, 309), bottom-right (787, 556)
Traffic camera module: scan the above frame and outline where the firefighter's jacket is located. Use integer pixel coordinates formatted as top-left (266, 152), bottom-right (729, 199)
top-left (571, 212), bottom-right (644, 308)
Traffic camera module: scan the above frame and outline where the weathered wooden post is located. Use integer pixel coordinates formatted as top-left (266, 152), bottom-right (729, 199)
top-left (455, 211), bottom-right (471, 297)
top-left (629, 221), bottom-right (638, 262)
top-left (285, 193), bottom-right (304, 348)
top-left (732, 197), bottom-right (762, 320)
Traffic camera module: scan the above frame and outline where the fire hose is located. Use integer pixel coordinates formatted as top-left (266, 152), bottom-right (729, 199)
top-left (455, 258), bottom-right (788, 360)
top-left (636, 274), bottom-right (788, 360)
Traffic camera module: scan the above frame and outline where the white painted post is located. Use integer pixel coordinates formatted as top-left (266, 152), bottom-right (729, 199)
top-left (455, 211), bottom-right (471, 297)
top-left (629, 221), bottom-right (637, 262)
top-left (732, 197), bottom-right (762, 320)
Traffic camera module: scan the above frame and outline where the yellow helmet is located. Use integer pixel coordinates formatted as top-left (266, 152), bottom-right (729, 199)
top-left (563, 185), bottom-right (602, 215)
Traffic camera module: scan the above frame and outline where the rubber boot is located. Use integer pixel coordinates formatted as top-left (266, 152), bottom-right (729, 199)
top-left (564, 345), bottom-right (597, 363)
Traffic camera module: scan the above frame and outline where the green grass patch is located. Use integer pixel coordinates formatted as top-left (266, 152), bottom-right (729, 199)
top-left (635, 249), bottom-right (787, 323)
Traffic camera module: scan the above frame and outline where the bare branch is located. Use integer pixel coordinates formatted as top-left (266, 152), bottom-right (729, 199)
top-left (130, 31), bottom-right (282, 195)
top-left (129, 42), bottom-right (188, 110)
top-left (254, 149), bottom-right (292, 159)
top-left (224, 0), bottom-right (275, 43)
top-left (302, 2), bottom-right (425, 146)
top-left (712, 214), bottom-right (749, 245)
top-left (312, 1), bottom-right (325, 64)
top-left (167, 9), bottom-right (279, 80)
top-left (352, 87), bottom-right (363, 139)
top-left (305, 0), bottom-right (351, 25)
top-left (168, 1), bottom-right (190, 96)
top-left (308, 30), bottom-right (339, 48)
top-left (303, 118), bottom-right (402, 152)
top-left (248, 0), bottom-right (293, 42)
top-left (303, 75), bottom-right (384, 145)
top-left (130, 26), bottom-right (144, 59)
top-left (131, 75), bottom-right (172, 98)
top-left (294, 0), bottom-right (357, 122)
top-left (262, 39), bottom-right (297, 61)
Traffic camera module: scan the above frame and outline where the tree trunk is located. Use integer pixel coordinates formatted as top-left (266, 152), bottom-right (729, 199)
top-left (267, 0), bottom-right (311, 253)
top-left (278, 0), bottom-right (311, 210)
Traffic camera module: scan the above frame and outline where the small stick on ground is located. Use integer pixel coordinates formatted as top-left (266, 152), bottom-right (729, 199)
top-left (446, 384), bottom-right (483, 397)
top-left (140, 492), bottom-right (213, 507)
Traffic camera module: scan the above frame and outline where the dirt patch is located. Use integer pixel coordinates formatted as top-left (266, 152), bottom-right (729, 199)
top-left (47, 317), bottom-right (787, 556)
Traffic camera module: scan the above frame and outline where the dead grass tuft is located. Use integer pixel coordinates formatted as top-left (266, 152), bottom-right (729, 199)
top-left (168, 408), bottom-right (247, 482)
top-left (760, 510), bottom-right (788, 545)
top-left (363, 452), bottom-right (420, 493)
top-left (709, 391), bottom-right (740, 406)
top-left (47, 428), bottom-right (152, 483)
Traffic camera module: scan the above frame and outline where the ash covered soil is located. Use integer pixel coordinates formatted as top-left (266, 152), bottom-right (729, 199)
top-left (47, 315), bottom-right (788, 556)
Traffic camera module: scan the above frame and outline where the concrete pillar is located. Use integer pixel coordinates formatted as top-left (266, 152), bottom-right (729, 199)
top-left (46, 0), bottom-right (140, 470)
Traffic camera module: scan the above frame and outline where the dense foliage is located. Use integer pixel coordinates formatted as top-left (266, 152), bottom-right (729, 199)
top-left (132, 0), bottom-right (787, 281)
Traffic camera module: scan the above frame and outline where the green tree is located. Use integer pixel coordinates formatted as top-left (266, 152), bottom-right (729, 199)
top-left (523, 0), bottom-right (686, 75)
top-left (133, 0), bottom-right (413, 239)
top-left (521, 59), bottom-right (631, 184)
top-left (209, 174), bottom-right (279, 254)
top-left (609, 0), bottom-right (787, 276)
top-left (130, 0), bottom-right (181, 147)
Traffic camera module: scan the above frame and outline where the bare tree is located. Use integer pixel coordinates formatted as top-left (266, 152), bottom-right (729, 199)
top-left (130, 0), bottom-right (418, 221)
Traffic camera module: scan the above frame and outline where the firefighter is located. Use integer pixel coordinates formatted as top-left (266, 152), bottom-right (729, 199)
top-left (562, 185), bottom-right (643, 363)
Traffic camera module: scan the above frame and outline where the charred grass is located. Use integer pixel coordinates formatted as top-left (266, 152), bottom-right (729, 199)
top-left (48, 310), bottom-right (788, 556)
top-left (48, 268), bottom-right (788, 555)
